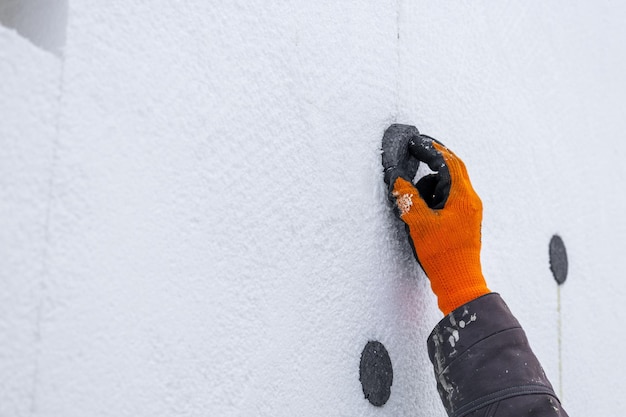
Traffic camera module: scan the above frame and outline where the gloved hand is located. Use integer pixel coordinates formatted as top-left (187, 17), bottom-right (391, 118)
top-left (383, 125), bottom-right (489, 315)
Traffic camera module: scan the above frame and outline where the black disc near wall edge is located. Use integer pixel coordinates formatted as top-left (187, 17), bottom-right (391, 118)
top-left (549, 234), bottom-right (568, 285)
top-left (359, 340), bottom-right (393, 407)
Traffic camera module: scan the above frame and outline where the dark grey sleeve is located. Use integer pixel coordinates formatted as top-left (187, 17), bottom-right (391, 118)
top-left (427, 293), bottom-right (568, 417)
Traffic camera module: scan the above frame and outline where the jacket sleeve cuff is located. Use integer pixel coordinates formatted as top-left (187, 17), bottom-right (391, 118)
top-left (426, 293), bottom-right (559, 417)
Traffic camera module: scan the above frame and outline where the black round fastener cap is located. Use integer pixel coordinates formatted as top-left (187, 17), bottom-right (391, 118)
top-left (549, 234), bottom-right (568, 285)
top-left (359, 340), bottom-right (393, 407)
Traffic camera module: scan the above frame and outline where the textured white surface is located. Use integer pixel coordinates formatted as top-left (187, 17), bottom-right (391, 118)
top-left (0, 26), bottom-right (62, 417)
top-left (2, 2), bottom-right (626, 416)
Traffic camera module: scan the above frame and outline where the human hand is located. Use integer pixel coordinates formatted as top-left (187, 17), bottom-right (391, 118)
top-left (382, 125), bottom-right (489, 315)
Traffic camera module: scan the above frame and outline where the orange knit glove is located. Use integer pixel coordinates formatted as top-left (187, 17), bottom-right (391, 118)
top-left (383, 127), bottom-right (489, 315)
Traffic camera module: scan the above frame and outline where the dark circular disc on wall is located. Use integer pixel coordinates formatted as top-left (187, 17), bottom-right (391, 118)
top-left (549, 234), bottom-right (568, 285)
top-left (359, 340), bottom-right (393, 407)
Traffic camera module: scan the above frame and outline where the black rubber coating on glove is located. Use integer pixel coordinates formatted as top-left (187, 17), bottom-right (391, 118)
top-left (382, 124), bottom-right (451, 210)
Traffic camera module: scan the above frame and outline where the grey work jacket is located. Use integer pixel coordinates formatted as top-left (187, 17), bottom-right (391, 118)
top-left (427, 293), bottom-right (569, 417)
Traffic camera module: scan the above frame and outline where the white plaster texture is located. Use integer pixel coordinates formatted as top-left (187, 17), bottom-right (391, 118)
top-left (2, 2), bottom-right (626, 417)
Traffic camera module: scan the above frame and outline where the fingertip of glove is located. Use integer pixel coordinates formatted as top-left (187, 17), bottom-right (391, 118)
top-left (391, 176), bottom-right (415, 193)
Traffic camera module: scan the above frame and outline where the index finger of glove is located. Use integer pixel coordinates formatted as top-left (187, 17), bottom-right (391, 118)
top-left (408, 135), bottom-right (446, 172)
top-left (408, 135), bottom-right (451, 210)
top-left (429, 140), bottom-right (480, 211)
top-left (430, 140), bottom-right (470, 184)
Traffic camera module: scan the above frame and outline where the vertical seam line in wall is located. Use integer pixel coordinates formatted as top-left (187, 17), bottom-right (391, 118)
top-left (394, 0), bottom-right (401, 122)
top-left (29, 39), bottom-right (67, 417)
top-left (557, 284), bottom-right (563, 401)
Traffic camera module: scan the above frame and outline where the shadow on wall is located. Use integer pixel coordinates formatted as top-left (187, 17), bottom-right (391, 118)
top-left (0, 0), bottom-right (67, 55)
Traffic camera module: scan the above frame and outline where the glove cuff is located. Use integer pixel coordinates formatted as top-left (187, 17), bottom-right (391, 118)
top-left (422, 248), bottom-right (490, 315)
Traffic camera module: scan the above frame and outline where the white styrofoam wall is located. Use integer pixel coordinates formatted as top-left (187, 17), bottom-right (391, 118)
top-left (2, 2), bottom-right (626, 416)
